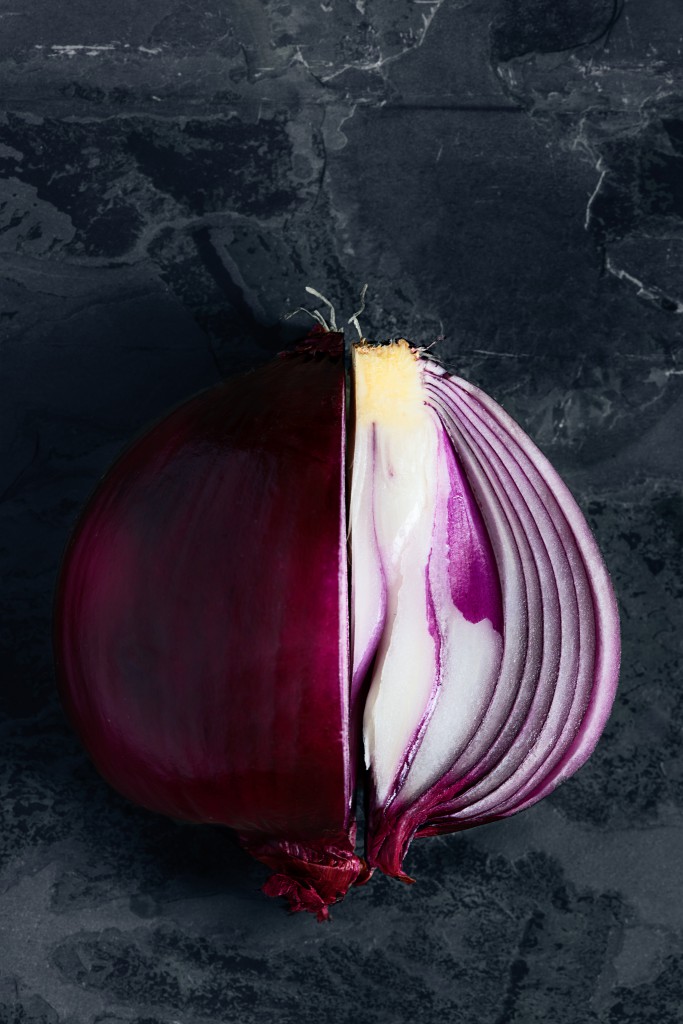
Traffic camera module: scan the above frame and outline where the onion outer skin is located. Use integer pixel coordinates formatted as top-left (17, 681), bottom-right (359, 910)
top-left (54, 331), bottom-right (369, 921)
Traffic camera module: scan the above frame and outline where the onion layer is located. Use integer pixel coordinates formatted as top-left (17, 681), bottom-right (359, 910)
top-left (55, 330), bottom-right (620, 917)
top-left (355, 348), bottom-right (620, 879)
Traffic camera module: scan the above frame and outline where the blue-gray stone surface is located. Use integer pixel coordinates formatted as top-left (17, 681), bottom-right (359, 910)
top-left (1, 1), bottom-right (682, 1021)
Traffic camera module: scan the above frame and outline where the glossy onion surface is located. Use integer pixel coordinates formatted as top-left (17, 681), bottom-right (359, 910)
top-left (55, 333), bottom-right (368, 920)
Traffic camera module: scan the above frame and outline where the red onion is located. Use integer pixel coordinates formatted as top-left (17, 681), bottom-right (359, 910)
top-left (54, 328), bottom-right (620, 919)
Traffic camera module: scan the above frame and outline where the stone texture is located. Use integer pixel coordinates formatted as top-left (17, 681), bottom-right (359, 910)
top-left (1, 0), bottom-right (682, 1021)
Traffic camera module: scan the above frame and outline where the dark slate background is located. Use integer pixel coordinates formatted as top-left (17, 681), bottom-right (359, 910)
top-left (2, 0), bottom-right (683, 1021)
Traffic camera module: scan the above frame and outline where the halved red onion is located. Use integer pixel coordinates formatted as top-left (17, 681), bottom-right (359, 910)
top-left (55, 329), bottom-right (620, 916)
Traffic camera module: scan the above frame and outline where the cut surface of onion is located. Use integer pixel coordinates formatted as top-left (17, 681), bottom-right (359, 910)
top-left (355, 347), bottom-right (620, 878)
top-left (55, 327), bottom-right (620, 916)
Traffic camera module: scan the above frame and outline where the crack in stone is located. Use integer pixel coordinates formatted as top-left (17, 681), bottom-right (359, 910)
top-left (605, 256), bottom-right (683, 313)
top-left (584, 157), bottom-right (608, 230)
top-left (319, 0), bottom-right (447, 83)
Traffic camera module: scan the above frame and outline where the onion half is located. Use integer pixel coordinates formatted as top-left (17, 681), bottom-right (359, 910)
top-left (55, 329), bottom-right (620, 917)
top-left (355, 349), bottom-right (620, 878)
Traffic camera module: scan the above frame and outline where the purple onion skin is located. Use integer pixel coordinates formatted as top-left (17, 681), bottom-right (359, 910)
top-left (54, 332), bottom-right (369, 920)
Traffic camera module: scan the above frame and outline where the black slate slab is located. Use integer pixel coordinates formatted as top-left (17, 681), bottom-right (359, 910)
top-left (2, 1), bottom-right (683, 1021)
